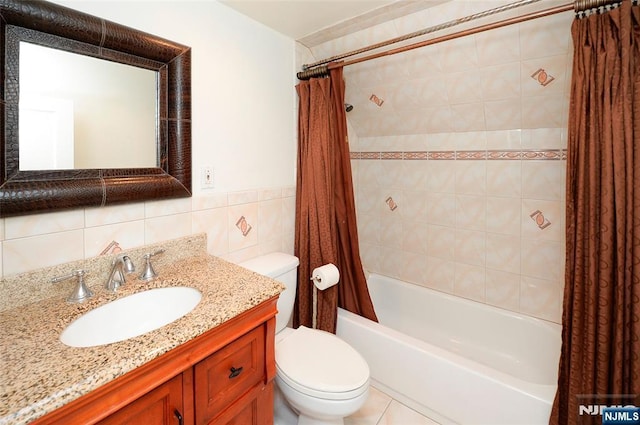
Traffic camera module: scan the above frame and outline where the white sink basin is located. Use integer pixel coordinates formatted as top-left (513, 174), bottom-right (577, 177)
top-left (60, 286), bottom-right (202, 348)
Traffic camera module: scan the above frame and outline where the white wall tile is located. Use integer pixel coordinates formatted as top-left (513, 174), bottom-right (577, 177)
top-left (486, 161), bottom-right (522, 198)
top-left (380, 246), bottom-right (405, 279)
top-left (481, 62), bottom-right (521, 101)
top-left (228, 203), bottom-right (258, 252)
top-left (454, 262), bottom-right (486, 302)
top-left (401, 220), bottom-right (429, 254)
top-left (521, 239), bottom-right (564, 281)
top-left (454, 228), bottom-right (486, 267)
top-left (486, 197), bottom-right (521, 236)
top-left (427, 193), bottom-right (456, 227)
top-left (426, 161), bottom-right (456, 193)
top-left (476, 23), bottom-right (520, 66)
top-left (424, 256), bottom-right (455, 294)
top-left (191, 194), bottom-right (228, 211)
top-left (485, 233), bottom-right (521, 274)
top-left (521, 161), bottom-right (566, 201)
top-left (380, 215), bottom-right (403, 249)
top-left (3, 230), bottom-right (84, 276)
top-left (426, 225), bottom-right (455, 261)
top-left (145, 198), bottom-right (192, 218)
top-left (192, 207), bottom-right (229, 256)
top-left (84, 220), bottom-right (145, 258)
top-left (455, 161), bottom-right (486, 195)
top-left (228, 190), bottom-right (259, 206)
top-left (144, 212), bottom-right (192, 245)
top-left (455, 195), bottom-right (486, 231)
top-left (85, 202), bottom-right (145, 227)
top-left (5, 210), bottom-right (84, 239)
top-left (485, 269), bottom-right (520, 311)
top-left (520, 275), bottom-right (563, 322)
top-left (259, 188), bottom-right (282, 201)
top-left (258, 199), bottom-right (283, 243)
top-left (519, 11), bottom-right (573, 60)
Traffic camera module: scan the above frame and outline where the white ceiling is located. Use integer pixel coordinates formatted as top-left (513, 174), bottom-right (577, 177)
top-left (220, 0), bottom-right (398, 41)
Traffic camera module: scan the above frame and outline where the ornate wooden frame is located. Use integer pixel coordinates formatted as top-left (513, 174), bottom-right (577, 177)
top-left (0, 0), bottom-right (192, 217)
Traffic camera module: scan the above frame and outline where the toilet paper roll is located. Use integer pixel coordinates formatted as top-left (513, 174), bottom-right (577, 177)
top-left (311, 263), bottom-right (340, 290)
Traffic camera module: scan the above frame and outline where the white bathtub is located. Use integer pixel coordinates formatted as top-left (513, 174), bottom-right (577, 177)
top-left (336, 274), bottom-right (562, 425)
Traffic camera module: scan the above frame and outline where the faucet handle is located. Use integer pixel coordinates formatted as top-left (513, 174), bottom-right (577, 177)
top-left (51, 269), bottom-right (94, 303)
top-left (140, 249), bottom-right (165, 281)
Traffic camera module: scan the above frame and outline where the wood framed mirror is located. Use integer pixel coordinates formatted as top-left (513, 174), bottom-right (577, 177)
top-left (0, 0), bottom-right (192, 217)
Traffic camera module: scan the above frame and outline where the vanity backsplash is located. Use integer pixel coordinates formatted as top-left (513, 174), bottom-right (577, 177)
top-left (0, 233), bottom-right (208, 312)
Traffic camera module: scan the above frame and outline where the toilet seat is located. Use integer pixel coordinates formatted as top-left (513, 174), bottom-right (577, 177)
top-left (276, 326), bottom-right (369, 400)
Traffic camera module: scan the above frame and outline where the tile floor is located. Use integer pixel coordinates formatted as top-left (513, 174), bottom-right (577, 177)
top-left (345, 386), bottom-right (440, 425)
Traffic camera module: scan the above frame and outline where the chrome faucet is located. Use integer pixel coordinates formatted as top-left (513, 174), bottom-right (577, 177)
top-left (51, 269), bottom-right (93, 303)
top-left (139, 249), bottom-right (165, 280)
top-left (105, 254), bottom-right (136, 292)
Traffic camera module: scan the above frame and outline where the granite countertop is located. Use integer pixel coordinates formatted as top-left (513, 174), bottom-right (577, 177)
top-left (0, 254), bottom-right (284, 425)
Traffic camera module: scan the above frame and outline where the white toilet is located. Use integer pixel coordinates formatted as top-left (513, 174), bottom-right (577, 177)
top-left (240, 252), bottom-right (370, 425)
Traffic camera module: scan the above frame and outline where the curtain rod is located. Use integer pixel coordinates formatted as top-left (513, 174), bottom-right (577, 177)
top-left (297, 0), bottom-right (622, 80)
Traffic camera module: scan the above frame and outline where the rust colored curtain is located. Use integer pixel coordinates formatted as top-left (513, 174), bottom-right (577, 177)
top-left (550, 2), bottom-right (640, 424)
top-left (294, 66), bottom-right (378, 333)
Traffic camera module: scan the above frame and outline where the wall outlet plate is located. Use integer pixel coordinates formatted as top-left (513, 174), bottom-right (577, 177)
top-left (201, 166), bottom-right (214, 189)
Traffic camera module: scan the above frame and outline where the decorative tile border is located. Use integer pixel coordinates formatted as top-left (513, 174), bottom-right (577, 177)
top-left (351, 149), bottom-right (566, 161)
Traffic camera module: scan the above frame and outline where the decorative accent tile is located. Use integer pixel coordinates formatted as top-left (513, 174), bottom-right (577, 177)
top-left (361, 152), bottom-right (381, 160)
top-left (235, 216), bottom-right (252, 237)
top-left (529, 209), bottom-right (552, 230)
top-left (404, 151), bottom-right (428, 160)
top-left (381, 151), bottom-right (403, 160)
top-left (385, 197), bottom-right (398, 211)
top-left (99, 241), bottom-right (121, 256)
top-left (522, 150), bottom-right (563, 160)
top-left (530, 68), bottom-right (556, 87)
top-left (456, 150), bottom-right (487, 160)
top-left (369, 94), bottom-right (384, 107)
top-left (487, 150), bottom-right (521, 160)
top-left (428, 151), bottom-right (456, 160)
top-left (351, 149), bottom-right (566, 161)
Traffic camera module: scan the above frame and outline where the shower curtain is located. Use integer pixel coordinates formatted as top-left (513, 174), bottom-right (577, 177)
top-left (294, 66), bottom-right (378, 333)
top-left (550, 2), bottom-right (640, 424)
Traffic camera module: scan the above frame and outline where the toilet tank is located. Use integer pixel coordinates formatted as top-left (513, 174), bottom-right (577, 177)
top-left (239, 253), bottom-right (299, 333)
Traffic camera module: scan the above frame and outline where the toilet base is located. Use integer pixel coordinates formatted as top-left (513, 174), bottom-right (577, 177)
top-left (275, 375), bottom-right (369, 425)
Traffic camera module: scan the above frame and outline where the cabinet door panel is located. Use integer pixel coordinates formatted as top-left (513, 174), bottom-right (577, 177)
top-left (98, 374), bottom-right (184, 425)
top-left (195, 325), bottom-right (266, 424)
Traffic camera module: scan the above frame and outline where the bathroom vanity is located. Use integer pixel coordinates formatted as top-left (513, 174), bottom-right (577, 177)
top-left (32, 298), bottom-right (276, 425)
top-left (0, 237), bottom-right (284, 425)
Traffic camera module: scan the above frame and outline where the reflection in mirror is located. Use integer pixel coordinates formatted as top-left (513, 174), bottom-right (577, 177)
top-left (19, 42), bottom-right (158, 170)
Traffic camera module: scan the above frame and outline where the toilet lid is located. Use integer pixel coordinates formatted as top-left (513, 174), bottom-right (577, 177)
top-left (276, 326), bottom-right (369, 396)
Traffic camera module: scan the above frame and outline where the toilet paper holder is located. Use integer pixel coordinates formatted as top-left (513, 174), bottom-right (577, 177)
top-left (310, 263), bottom-right (340, 291)
top-left (309, 263), bottom-right (340, 330)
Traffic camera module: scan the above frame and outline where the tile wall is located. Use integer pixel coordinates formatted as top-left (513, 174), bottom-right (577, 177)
top-left (0, 187), bottom-right (296, 279)
top-left (305, 1), bottom-right (574, 323)
top-left (350, 131), bottom-right (566, 323)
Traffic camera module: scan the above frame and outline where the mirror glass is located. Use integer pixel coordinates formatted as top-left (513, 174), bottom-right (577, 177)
top-left (18, 42), bottom-right (158, 170)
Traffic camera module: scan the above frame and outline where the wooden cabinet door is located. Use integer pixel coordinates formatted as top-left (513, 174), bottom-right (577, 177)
top-left (209, 382), bottom-right (274, 425)
top-left (97, 374), bottom-right (185, 425)
top-left (194, 325), bottom-right (266, 425)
